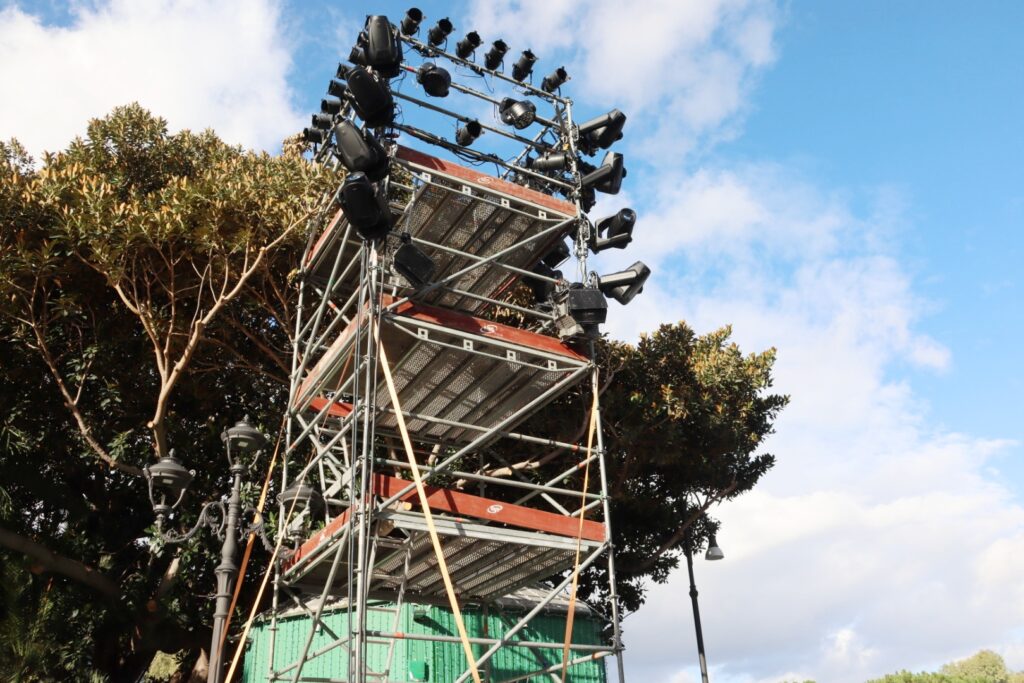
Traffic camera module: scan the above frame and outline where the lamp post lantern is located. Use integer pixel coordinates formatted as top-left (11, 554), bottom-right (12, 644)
top-left (686, 528), bottom-right (724, 683)
top-left (143, 416), bottom-right (271, 683)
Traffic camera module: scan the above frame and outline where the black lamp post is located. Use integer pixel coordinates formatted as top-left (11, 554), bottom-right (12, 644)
top-left (143, 416), bottom-right (270, 683)
top-left (686, 528), bottom-right (724, 683)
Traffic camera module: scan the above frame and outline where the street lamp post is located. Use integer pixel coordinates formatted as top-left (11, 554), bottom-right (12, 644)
top-left (143, 416), bottom-right (271, 683)
top-left (686, 530), bottom-right (724, 683)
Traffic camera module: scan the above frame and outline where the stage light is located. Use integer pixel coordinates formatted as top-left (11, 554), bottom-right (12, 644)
top-left (554, 285), bottom-right (607, 339)
top-left (393, 237), bottom-right (436, 288)
top-left (327, 79), bottom-right (347, 99)
top-left (499, 97), bottom-right (536, 130)
top-left (590, 208), bottom-right (636, 252)
top-left (311, 113), bottom-right (334, 130)
top-left (455, 31), bottom-right (482, 59)
top-left (427, 17), bottom-right (453, 47)
top-left (321, 98), bottom-right (342, 115)
top-left (336, 63), bottom-right (352, 80)
top-left (416, 62), bottom-right (451, 97)
top-left (577, 108), bottom-right (627, 154)
top-left (362, 15), bottom-right (402, 78)
top-left (400, 8), bottom-right (423, 36)
top-left (525, 262), bottom-right (562, 303)
top-left (484, 40), bottom-right (508, 70)
top-left (580, 151), bottom-right (625, 195)
top-left (455, 120), bottom-right (483, 146)
top-left (303, 128), bottom-right (327, 144)
top-left (541, 66), bottom-right (568, 92)
top-left (511, 49), bottom-right (537, 81)
top-left (598, 261), bottom-right (650, 304)
top-left (347, 66), bottom-right (395, 127)
top-left (339, 172), bottom-right (392, 241)
top-left (540, 239), bottom-right (571, 268)
top-left (527, 151), bottom-right (567, 171)
top-left (333, 119), bottom-right (389, 181)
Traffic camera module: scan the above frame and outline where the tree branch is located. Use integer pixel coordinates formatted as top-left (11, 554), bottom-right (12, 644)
top-left (0, 526), bottom-right (120, 599)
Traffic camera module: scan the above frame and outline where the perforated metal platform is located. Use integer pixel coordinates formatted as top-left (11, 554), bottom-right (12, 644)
top-left (305, 146), bottom-right (577, 316)
top-left (293, 298), bottom-right (590, 444)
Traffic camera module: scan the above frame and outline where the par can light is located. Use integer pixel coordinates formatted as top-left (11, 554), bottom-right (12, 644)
top-left (455, 119), bottom-right (483, 146)
top-left (303, 127), bottom-right (327, 144)
top-left (416, 62), bottom-right (452, 97)
top-left (321, 98), bottom-right (343, 115)
top-left (527, 151), bottom-right (568, 171)
top-left (427, 17), bottom-right (453, 47)
top-left (399, 7), bottom-right (423, 36)
top-left (541, 66), bottom-right (568, 92)
top-left (511, 49), bottom-right (537, 81)
top-left (327, 79), bottom-right (348, 99)
top-left (499, 97), bottom-right (536, 130)
top-left (311, 113), bottom-right (334, 130)
top-left (484, 39), bottom-right (508, 71)
top-left (455, 31), bottom-right (482, 59)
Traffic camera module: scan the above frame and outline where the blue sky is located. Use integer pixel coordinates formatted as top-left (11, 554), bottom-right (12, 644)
top-left (2, 1), bottom-right (1023, 681)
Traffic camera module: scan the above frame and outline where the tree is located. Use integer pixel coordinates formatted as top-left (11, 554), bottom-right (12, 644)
top-left (0, 105), bottom-right (338, 679)
top-left (0, 104), bottom-right (784, 677)
top-left (866, 650), bottom-right (1024, 683)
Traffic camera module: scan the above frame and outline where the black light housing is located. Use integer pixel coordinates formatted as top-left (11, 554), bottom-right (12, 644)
top-left (455, 120), bottom-right (483, 146)
top-left (580, 151), bottom-right (625, 195)
top-left (598, 261), bottom-right (650, 305)
top-left (499, 97), bottom-right (536, 130)
top-left (321, 98), bottom-right (343, 115)
top-left (303, 127), bottom-right (327, 144)
top-left (311, 113), bottom-right (334, 130)
top-left (347, 66), bottom-right (395, 127)
top-left (590, 208), bottom-right (636, 252)
top-left (527, 151), bottom-right (567, 171)
top-left (333, 119), bottom-right (389, 181)
top-left (339, 172), bottom-right (392, 241)
top-left (416, 62), bottom-right (451, 97)
top-left (327, 79), bottom-right (348, 99)
top-left (393, 237), bottom-right (436, 288)
top-left (511, 49), bottom-right (537, 81)
top-left (554, 285), bottom-right (607, 339)
top-left (577, 108), bottom-right (627, 155)
top-left (361, 15), bottom-right (402, 78)
top-left (525, 261), bottom-right (562, 303)
top-left (483, 40), bottom-right (508, 71)
top-left (541, 66), bottom-right (568, 92)
top-left (399, 7), bottom-right (423, 36)
top-left (540, 239), bottom-right (571, 268)
top-left (336, 63), bottom-right (352, 80)
top-left (427, 17), bottom-right (453, 46)
top-left (455, 31), bottom-right (482, 59)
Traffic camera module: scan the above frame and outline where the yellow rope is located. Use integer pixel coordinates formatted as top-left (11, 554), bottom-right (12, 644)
top-left (375, 319), bottom-right (483, 683)
top-left (560, 380), bottom-right (600, 682)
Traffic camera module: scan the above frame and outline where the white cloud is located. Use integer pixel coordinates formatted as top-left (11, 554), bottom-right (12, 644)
top-left (0, 0), bottom-right (303, 158)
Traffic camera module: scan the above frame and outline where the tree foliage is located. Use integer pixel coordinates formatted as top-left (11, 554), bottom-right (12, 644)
top-left (0, 104), bottom-right (784, 677)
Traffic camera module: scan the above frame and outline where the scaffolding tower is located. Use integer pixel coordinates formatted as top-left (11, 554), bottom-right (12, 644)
top-left (267, 10), bottom-right (640, 682)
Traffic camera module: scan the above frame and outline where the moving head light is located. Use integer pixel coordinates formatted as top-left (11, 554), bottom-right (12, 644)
top-left (333, 119), bottom-right (389, 181)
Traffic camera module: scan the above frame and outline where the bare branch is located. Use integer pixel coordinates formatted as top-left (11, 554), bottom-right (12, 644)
top-left (0, 526), bottom-right (120, 599)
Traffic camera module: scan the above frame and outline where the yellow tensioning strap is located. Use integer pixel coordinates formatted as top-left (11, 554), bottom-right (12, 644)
top-left (560, 381), bottom-right (600, 682)
top-left (376, 319), bottom-right (483, 683)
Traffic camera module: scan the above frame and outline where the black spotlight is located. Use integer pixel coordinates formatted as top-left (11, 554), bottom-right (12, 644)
top-left (393, 236), bottom-right (436, 288)
top-left (598, 261), bottom-right (651, 305)
top-left (416, 62), bottom-right (451, 97)
top-left (511, 49), bottom-right (537, 81)
top-left (527, 151), bottom-right (567, 171)
top-left (554, 285), bottom-right (607, 339)
top-left (455, 119), bottom-right (483, 146)
top-left (361, 15), bottom-right (402, 78)
top-left (499, 97), bottom-right (536, 130)
top-left (333, 119), bottom-right (389, 181)
top-left (580, 151), bottom-right (625, 195)
top-left (525, 261), bottom-right (562, 303)
top-left (312, 113), bottom-right (334, 130)
top-left (347, 66), bottom-right (395, 127)
top-left (427, 17), bottom-right (453, 47)
top-left (455, 31), bottom-right (481, 59)
top-left (577, 109), bottom-right (626, 154)
top-left (483, 40), bottom-right (508, 70)
top-left (541, 66), bottom-right (568, 92)
top-left (590, 208), bottom-right (636, 252)
top-left (336, 63), bottom-right (352, 80)
top-left (339, 172), bottom-right (391, 241)
top-left (400, 7), bottom-right (423, 36)
top-left (303, 127), bottom-right (327, 144)
top-left (321, 98), bottom-right (343, 115)
top-left (540, 239), bottom-right (571, 268)
top-left (327, 79), bottom-right (348, 99)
